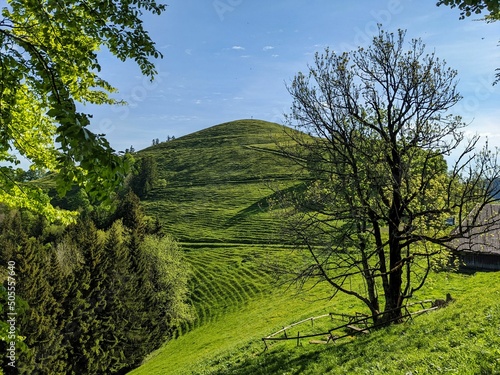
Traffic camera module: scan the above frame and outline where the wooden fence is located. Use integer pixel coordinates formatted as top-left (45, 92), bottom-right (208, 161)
top-left (262, 300), bottom-right (437, 350)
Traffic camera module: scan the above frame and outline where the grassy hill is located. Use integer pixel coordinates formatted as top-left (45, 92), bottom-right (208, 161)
top-left (138, 119), bottom-right (303, 244)
top-left (129, 119), bottom-right (500, 374)
top-left (135, 119), bottom-right (306, 334)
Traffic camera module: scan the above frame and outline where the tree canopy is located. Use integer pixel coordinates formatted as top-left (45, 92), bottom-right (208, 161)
top-left (437, 0), bottom-right (499, 18)
top-left (0, 198), bottom-right (192, 374)
top-left (0, 0), bottom-right (166, 222)
top-left (277, 28), bottom-right (500, 324)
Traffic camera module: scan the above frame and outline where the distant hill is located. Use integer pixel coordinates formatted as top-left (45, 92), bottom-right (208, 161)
top-left (138, 119), bottom-right (304, 243)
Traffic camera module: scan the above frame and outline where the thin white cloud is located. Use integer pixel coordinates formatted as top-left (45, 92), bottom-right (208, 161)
top-left (232, 46), bottom-right (245, 50)
top-left (263, 45), bottom-right (275, 51)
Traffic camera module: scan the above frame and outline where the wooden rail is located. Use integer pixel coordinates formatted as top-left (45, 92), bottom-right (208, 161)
top-left (262, 301), bottom-right (437, 350)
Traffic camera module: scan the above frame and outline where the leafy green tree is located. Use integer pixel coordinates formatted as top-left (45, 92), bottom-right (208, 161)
top-left (437, 0), bottom-right (499, 18)
top-left (0, 1), bottom-right (166, 222)
top-left (278, 29), bottom-right (500, 324)
top-left (138, 235), bottom-right (192, 338)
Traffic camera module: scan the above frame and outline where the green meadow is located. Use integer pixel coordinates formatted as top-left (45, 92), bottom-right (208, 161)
top-left (129, 120), bottom-right (500, 374)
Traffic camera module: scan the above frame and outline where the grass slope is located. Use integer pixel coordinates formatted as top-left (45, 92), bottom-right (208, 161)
top-left (139, 119), bottom-right (303, 244)
top-left (132, 271), bottom-right (500, 375)
top-left (130, 119), bottom-right (500, 374)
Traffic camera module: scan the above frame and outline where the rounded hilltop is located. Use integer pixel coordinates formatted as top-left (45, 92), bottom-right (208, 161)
top-left (136, 119), bottom-right (303, 243)
top-left (143, 119), bottom-right (293, 150)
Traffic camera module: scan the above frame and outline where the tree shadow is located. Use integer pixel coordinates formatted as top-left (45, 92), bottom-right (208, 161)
top-left (224, 182), bottom-right (308, 228)
top-left (213, 346), bottom-right (326, 375)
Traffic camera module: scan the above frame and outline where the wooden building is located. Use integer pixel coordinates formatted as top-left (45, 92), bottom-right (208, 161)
top-left (451, 204), bottom-right (500, 271)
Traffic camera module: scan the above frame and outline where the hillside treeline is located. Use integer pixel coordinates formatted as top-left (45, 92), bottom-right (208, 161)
top-left (0, 190), bottom-right (192, 375)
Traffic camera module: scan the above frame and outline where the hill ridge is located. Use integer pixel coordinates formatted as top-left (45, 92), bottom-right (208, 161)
top-left (142, 119), bottom-right (292, 151)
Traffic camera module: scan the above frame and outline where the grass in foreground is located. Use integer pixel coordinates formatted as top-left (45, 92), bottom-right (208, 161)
top-left (129, 274), bottom-right (362, 375)
top-left (130, 270), bottom-right (500, 375)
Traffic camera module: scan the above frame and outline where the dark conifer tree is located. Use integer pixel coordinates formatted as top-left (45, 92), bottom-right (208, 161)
top-left (0, 211), bottom-right (22, 263)
top-left (129, 156), bottom-right (158, 198)
top-left (0, 213), bottom-right (67, 374)
top-left (0, 212), bottom-right (31, 374)
top-left (113, 190), bottom-right (145, 232)
top-left (98, 220), bottom-right (134, 373)
top-left (61, 218), bottom-right (106, 374)
top-left (15, 238), bottom-right (67, 375)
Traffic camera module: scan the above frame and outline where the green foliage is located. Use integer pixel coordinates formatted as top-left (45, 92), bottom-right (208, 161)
top-left (0, 202), bottom-right (191, 374)
top-left (50, 185), bottom-right (92, 212)
top-left (139, 235), bottom-right (193, 327)
top-left (0, 0), bottom-right (165, 221)
top-left (0, 211), bottom-right (62, 373)
top-left (0, 278), bottom-right (29, 373)
top-left (12, 168), bottom-right (45, 182)
top-left (113, 190), bottom-right (146, 231)
top-left (437, 0), bottom-right (499, 18)
top-left (14, 237), bottom-right (68, 374)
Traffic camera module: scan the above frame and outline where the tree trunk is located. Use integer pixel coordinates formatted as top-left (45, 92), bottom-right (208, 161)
top-left (383, 238), bottom-right (404, 324)
top-left (382, 150), bottom-right (404, 325)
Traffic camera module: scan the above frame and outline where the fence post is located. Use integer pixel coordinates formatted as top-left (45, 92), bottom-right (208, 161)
top-left (283, 327), bottom-right (288, 339)
top-left (296, 331), bottom-right (300, 347)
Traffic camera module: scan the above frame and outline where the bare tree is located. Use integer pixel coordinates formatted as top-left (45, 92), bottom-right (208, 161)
top-left (275, 29), bottom-right (500, 325)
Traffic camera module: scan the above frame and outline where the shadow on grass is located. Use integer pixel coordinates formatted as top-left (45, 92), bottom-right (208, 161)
top-left (224, 182), bottom-right (308, 228)
top-left (212, 346), bottom-right (326, 375)
top-left (206, 327), bottom-right (396, 375)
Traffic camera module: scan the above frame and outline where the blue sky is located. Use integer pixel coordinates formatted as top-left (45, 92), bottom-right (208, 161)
top-left (85, 0), bottom-right (500, 153)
